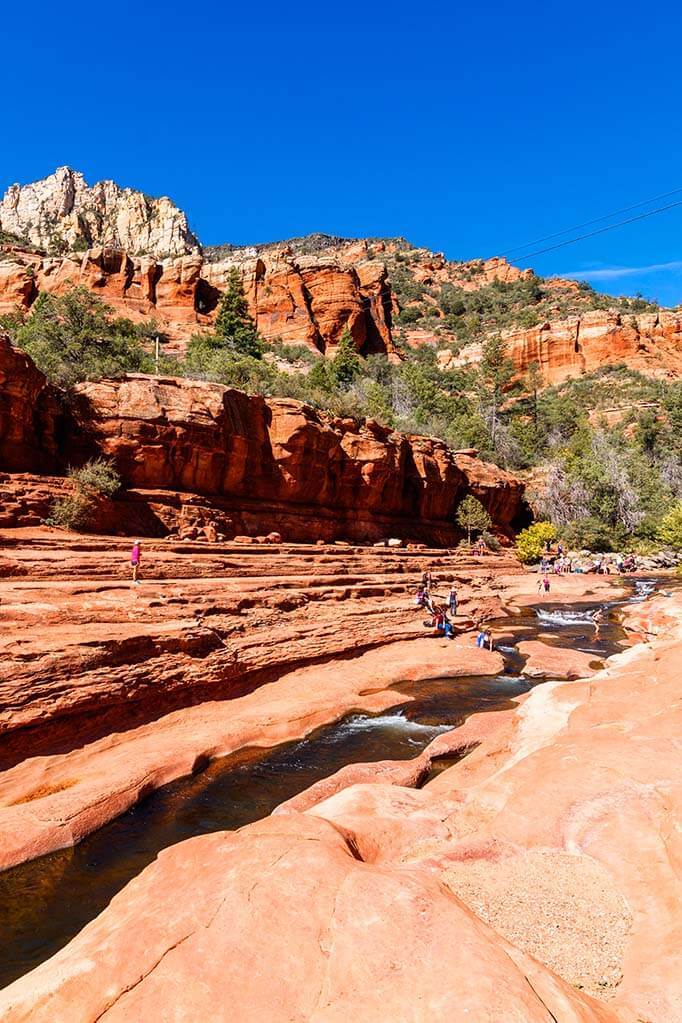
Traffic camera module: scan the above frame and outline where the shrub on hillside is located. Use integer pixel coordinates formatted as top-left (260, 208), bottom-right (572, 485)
top-left (657, 503), bottom-right (682, 549)
top-left (559, 517), bottom-right (627, 553)
top-left (480, 529), bottom-right (501, 552)
top-left (516, 521), bottom-right (557, 563)
top-left (49, 492), bottom-right (93, 530)
top-left (71, 458), bottom-right (121, 497)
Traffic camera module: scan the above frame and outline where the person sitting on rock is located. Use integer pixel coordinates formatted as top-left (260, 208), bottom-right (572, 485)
top-left (130, 540), bottom-right (141, 585)
top-left (476, 628), bottom-right (493, 650)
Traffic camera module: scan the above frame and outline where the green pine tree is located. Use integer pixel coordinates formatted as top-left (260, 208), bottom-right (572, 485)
top-left (331, 326), bottom-right (361, 388)
top-left (476, 334), bottom-right (515, 450)
top-left (456, 494), bottom-right (492, 544)
top-left (214, 268), bottom-right (263, 359)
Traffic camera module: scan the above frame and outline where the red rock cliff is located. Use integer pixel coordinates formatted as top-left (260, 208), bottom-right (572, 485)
top-left (0, 244), bottom-right (395, 357)
top-left (0, 336), bottom-right (60, 472)
top-left (67, 374), bottom-right (525, 543)
top-left (0, 338), bottom-right (526, 543)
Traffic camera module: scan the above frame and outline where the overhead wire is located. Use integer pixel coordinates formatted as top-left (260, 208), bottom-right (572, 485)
top-left (508, 197), bottom-right (682, 263)
top-left (499, 185), bottom-right (682, 257)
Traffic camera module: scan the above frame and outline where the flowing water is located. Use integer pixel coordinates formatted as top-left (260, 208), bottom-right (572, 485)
top-left (0, 576), bottom-right (666, 988)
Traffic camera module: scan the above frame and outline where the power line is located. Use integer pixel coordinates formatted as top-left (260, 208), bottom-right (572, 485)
top-left (499, 185), bottom-right (682, 257)
top-left (510, 198), bottom-right (682, 263)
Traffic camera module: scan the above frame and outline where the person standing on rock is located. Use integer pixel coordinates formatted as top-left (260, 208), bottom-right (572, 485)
top-left (448, 585), bottom-right (458, 617)
top-left (130, 541), bottom-right (141, 585)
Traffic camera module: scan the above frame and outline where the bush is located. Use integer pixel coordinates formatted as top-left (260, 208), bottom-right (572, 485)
top-left (480, 529), bottom-right (501, 552)
top-left (560, 517), bottom-right (626, 553)
top-left (658, 503), bottom-right (682, 549)
top-left (8, 288), bottom-right (153, 386)
top-left (48, 459), bottom-right (121, 532)
top-left (70, 458), bottom-right (120, 497)
top-left (516, 521), bottom-right (557, 563)
top-left (49, 492), bottom-right (93, 530)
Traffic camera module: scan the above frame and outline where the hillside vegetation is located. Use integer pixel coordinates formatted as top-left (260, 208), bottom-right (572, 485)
top-left (2, 266), bottom-right (680, 553)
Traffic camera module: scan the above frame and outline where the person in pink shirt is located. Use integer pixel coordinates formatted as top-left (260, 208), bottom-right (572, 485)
top-left (130, 541), bottom-right (141, 584)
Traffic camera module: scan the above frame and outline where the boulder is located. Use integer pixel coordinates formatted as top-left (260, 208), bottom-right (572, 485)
top-left (0, 814), bottom-right (619, 1023)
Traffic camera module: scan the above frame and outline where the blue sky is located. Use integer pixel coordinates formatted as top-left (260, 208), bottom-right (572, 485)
top-left (2, 0), bottom-right (682, 304)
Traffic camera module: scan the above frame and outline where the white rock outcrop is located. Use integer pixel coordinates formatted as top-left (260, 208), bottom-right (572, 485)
top-left (0, 167), bottom-right (198, 257)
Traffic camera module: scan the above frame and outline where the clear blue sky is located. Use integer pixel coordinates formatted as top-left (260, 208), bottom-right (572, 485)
top-left (2, 0), bottom-right (682, 304)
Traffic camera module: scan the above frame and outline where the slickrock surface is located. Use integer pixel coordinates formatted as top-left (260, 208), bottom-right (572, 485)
top-left (0, 814), bottom-right (618, 1023)
top-left (518, 639), bottom-right (604, 679)
top-left (0, 531), bottom-right (523, 867)
top-left (3, 575), bottom-right (677, 1020)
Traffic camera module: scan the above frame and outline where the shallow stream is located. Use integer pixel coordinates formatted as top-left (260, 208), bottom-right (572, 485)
top-left (0, 576), bottom-right (664, 988)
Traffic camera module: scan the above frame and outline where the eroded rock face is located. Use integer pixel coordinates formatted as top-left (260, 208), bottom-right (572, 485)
top-left (0, 336), bottom-right (59, 472)
top-left (0, 167), bottom-right (198, 257)
top-left (441, 309), bottom-right (682, 384)
top-left (0, 341), bottom-right (526, 541)
top-left (0, 245), bottom-right (394, 355)
top-left (65, 373), bottom-right (525, 542)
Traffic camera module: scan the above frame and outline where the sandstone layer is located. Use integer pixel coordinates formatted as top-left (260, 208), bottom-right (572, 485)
top-left (2, 170), bottom-right (681, 380)
top-left (0, 241), bottom-right (395, 355)
top-left (439, 308), bottom-right (682, 384)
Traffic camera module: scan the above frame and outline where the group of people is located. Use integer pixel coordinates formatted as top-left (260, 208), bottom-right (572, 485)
top-left (593, 554), bottom-right (636, 574)
top-left (415, 570), bottom-right (494, 649)
top-left (542, 541), bottom-right (638, 577)
top-left (542, 554), bottom-right (572, 575)
top-left (415, 571), bottom-right (459, 639)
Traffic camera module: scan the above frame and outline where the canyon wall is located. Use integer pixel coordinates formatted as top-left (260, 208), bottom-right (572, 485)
top-left (0, 244), bottom-right (394, 356)
top-left (0, 337), bottom-right (60, 472)
top-left (441, 309), bottom-right (682, 384)
top-left (3, 169), bottom-right (680, 378)
top-left (0, 337), bottom-right (526, 543)
top-left (66, 374), bottom-right (525, 543)
top-left (4, 238), bottom-right (682, 377)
